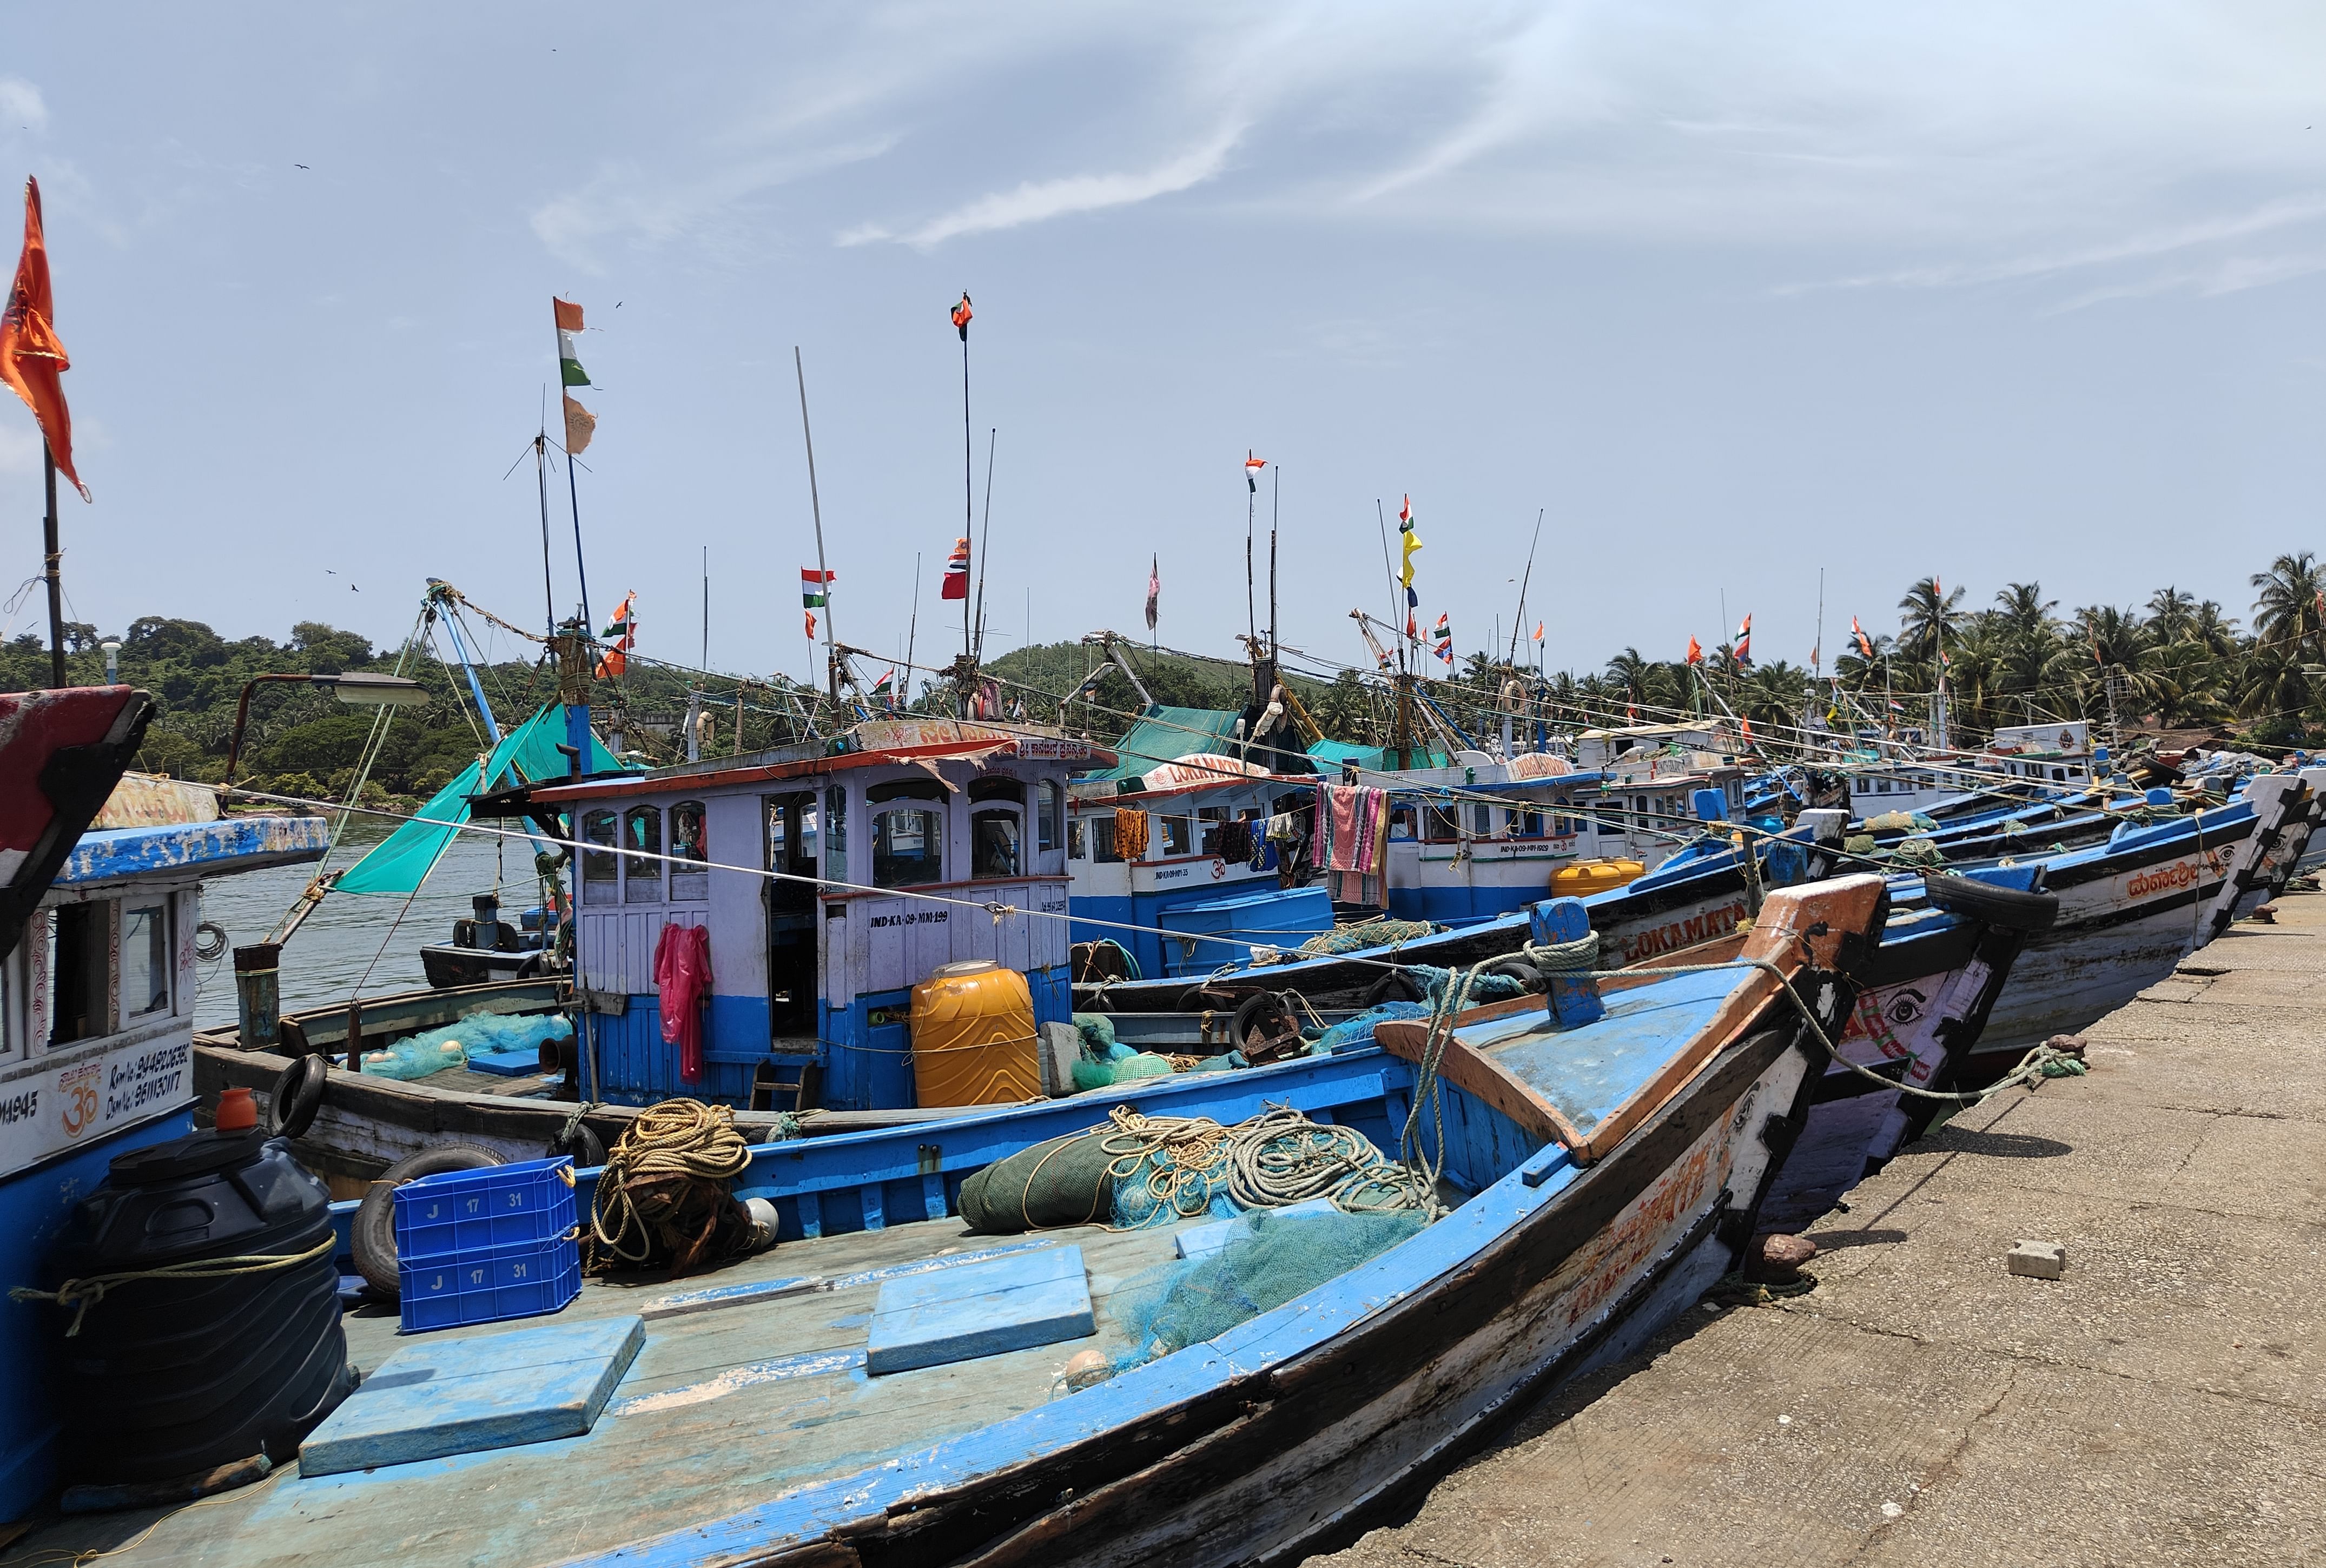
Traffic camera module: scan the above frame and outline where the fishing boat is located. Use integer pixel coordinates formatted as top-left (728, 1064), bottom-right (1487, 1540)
top-left (19, 873), bottom-right (1893, 1567)
top-left (2, 689), bottom-right (333, 1524)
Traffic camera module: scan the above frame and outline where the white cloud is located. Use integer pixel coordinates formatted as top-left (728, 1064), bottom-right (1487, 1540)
top-left (530, 137), bottom-right (898, 271)
top-left (0, 77), bottom-right (47, 135)
top-left (843, 123), bottom-right (1244, 247)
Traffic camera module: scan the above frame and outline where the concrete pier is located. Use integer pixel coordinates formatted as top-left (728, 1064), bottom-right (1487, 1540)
top-left (1318, 889), bottom-right (2326, 1567)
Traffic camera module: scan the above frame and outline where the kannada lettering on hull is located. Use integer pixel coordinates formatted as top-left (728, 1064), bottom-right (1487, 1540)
top-left (0, 1029), bottom-right (193, 1180)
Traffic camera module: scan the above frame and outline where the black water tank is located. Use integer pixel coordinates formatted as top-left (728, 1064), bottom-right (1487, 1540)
top-left (48, 1128), bottom-right (356, 1485)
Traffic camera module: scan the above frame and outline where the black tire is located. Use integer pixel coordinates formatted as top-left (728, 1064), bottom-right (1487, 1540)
top-left (1482, 957), bottom-right (1544, 993)
top-left (1175, 983), bottom-right (1249, 1014)
top-left (351, 1143), bottom-right (506, 1298)
top-left (1231, 990), bottom-right (1298, 1049)
top-left (1924, 872), bottom-right (2059, 933)
top-left (266, 1053), bottom-right (327, 1140)
top-left (1363, 968), bottom-right (1426, 1007)
top-left (545, 1119), bottom-right (607, 1168)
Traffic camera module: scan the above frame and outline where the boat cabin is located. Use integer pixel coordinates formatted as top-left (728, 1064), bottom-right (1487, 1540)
top-left (1065, 753), bottom-right (1326, 979)
top-left (1356, 748), bottom-right (1748, 924)
top-left (1, 779), bottom-right (328, 1521)
top-left (520, 721), bottom-right (1108, 1113)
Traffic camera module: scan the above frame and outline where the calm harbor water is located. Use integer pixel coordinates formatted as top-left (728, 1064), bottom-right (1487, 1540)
top-left (191, 822), bottom-right (545, 1030)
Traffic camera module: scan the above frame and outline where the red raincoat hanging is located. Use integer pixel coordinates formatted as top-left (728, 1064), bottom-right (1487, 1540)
top-left (653, 922), bottom-right (712, 1080)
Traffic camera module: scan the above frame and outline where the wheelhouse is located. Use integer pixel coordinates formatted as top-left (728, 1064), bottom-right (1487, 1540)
top-left (525, 721), bottom-right (1108, 1113)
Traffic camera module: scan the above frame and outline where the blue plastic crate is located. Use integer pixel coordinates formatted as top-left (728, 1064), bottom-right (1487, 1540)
top-left (394, 1156), bottom-right (577, 1263)
top-left (398, 1234), bottom-right (581, 1333)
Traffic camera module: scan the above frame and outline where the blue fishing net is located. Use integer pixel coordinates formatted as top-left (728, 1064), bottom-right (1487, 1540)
top-left (1403, 965), bottom-right (1529, 1005)
top-left (1311, 1000), bottom-right (1433, 1053)
top-left (1107, 1207), bottom-right (1425, 1372)
top-left (358, 1010), bottom-right (574, 1080)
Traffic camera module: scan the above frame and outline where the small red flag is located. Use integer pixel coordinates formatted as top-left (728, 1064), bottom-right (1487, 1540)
top-left (1685, 635), bottom-right (1703, 666)
top-left (951, 293), bottom-right (973, 341)
top-left (1, 178), bottom-right (88, 500)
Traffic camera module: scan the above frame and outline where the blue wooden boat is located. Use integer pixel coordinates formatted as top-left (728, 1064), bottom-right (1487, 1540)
top-left (0, 697), bottom-right (332, 1524)
top-left (12, 872), bottom-right (1894, 1565)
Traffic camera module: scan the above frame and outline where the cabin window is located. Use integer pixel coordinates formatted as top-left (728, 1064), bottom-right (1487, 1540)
top-left (971, 807), bottom-right (1023, 879)
top-left (873, 806), bottom-right (946, 888)
top-left (1068, 817), bottom-right (1087, 860)
top-left (1160, 816), bottom-right (1192, 857)
top-left (2052, 767), bottom-right (2066, 782)
top-left (624, 806), bottom-right (663, 902)
top-left (1471, 803), bottom-right (1494, 837)
top-left (1522, 809), bottom-right (1544, 837)
top-left (581, 811), bottom-right (619, 904)
top-left (1390, 806), bottom-right (1417, 841)
top-left (48, 901), bottom-right (108, 1046)
top-left (1598, 809), bottom-right (1621, 835)
top-left (1424, 805), bottom-right (1457, 842)
top-left (869, 778), bottom-right (947, 805)
top-left (968, 776), bottom-right (1023, 807)
top-left (1038, 781), bottom-right (1060, 853)
top-left (1093, 815), bottom-right (1121, 863)
top-left (121, 899), bottom-right (171, 1019)
top-left (669, 801), bottom-right (709, 902)
top-left (823, 788), bottom-right (847, 873)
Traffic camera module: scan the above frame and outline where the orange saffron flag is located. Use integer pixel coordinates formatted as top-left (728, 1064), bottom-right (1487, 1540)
top-left (0, 178), bottom-right (88, 500)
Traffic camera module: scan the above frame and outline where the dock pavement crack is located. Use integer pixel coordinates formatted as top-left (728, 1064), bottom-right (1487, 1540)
top-left (1835, 1361), bottom-right (2020, 1566)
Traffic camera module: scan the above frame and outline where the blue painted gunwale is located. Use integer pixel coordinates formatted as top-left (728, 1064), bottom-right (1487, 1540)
top-left (54, 813), bottom-right (332, 886)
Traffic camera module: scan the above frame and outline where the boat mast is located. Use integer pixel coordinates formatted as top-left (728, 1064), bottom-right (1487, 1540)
top-left (794, 347), bottom-right (841, 707)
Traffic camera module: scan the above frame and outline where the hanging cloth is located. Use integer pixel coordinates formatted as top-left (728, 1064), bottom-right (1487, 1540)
top-left (1315, 784), bottom-right (1390, 907)
top-left (1113, 808), bottom-right (1151, 861)
top-left (1217, 818), bottom-right (1253, 864)
top-left (653, 922), bottom-right (713, 1081)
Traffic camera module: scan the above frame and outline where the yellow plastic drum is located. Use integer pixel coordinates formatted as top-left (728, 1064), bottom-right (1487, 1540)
top-left (908, 960), bottom-right (1040, 1107)
top-left (1550, 858), bottom-right (1645, 898)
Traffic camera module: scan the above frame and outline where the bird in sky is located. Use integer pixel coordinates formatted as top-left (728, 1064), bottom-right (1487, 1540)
top-left (294, 163), bottom-right (308, 169)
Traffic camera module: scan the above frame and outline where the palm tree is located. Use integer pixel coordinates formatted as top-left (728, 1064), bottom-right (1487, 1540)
top-left (2189, 599), bottom-right (2242, 658)
top-left (2250, 552), bottom-right (2326, 661)
top-left (2145, 586), bottom-right (2197, 645)
top-left (1898, 576), bottom-right (1966, 667)
top-left (1995, 582), bottom-right (2059, 645)
top-left (1604, 648), bottom-right (1652, 712)
top-left (2233, 639), bottom-right (2318, 744)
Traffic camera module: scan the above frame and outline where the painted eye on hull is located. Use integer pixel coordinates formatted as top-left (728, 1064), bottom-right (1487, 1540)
top-left (1886, 988), bottom-right (1928, 1026)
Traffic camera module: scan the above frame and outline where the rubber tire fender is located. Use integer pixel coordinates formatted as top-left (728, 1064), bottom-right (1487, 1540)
top-left (1362, 968), bottom-right (1426, 1007)
top-left (266, 1053), bottom-right (328, 1140)
top-left (545, 1119), bottom-right (607, 1169)
top-left (1481, 957), bottom-right (1544, 993)
top-left (351, 1143), bottom-right (506, 1298)
top-left (1231, 990), bottom-right (1298, 1049)
top-left (1922, 872), bottom-right (2059, 934)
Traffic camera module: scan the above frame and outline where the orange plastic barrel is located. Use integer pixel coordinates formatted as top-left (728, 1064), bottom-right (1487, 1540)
top-left (908, 960), bottom-right (1040, 1106)
top-left (1550, 858), bottom-right (1645, 898)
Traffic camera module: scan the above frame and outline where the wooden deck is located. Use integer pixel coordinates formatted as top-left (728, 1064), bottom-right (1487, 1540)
top-left (8, 1213), bottom-right (1209, 1568)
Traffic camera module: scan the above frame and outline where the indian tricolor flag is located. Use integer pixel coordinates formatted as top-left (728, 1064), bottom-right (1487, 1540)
top-left (554, 298), bottom-right (590, 386)
top-left (801, 567), bottom-right (834, 608)
top-left (941, 536), bottom-right (971, 600)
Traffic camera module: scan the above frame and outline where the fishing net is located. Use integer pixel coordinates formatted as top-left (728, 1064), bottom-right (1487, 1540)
top-left (1107, 1206), bottom-right (1426, 1373)
top-left (1403, 965), bottom-right (1530, 1005)
top-left (1297, 918), bottom-right (1438, 957)
top-left (1069, 1051), bottom-right (1177, 1092)
top-left (958, 1131), bottom-right (1119, 1233)
top-left (1312, 1000), bottom-right (1433, 1053)
top-left (358, 1010), bottom-right (574, 1080)
top-left (1889, 836), bottom-right (1949, 869)
top-left (1864, 810), bottom-right (1940, 833)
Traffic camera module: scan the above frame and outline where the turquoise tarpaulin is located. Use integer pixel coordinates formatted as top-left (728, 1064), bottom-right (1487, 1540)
top-left (334, 706), bottom-right (627, 897)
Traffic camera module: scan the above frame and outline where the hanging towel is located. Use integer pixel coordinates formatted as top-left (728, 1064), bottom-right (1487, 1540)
top-left (1316, 784), bottom-right (1390, 906)
top-left (1113, 808), bottom-right (1151, 861)
top-left (653, 922), bottom-right (713, 1081)
top-left (1266, 812), bottom-right (1300, 844)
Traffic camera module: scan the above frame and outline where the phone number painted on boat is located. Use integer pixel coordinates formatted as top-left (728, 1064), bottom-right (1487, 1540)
top-left (0, 1031), bottom-right (194, 1180)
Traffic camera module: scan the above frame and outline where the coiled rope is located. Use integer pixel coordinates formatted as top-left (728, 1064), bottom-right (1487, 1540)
top-left (591, 1099), bottom-right (752, 1267)
top-left (10, 1236), bottom-right (335, 1337)
top-left (1099, 1102), bottom-right (1438, 1223)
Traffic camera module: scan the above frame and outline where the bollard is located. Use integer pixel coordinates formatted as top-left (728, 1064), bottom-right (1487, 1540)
top-left (232, 944), bottom-right (281, 1051)
top-left (1528, 896), bottom-right (1604, 1028)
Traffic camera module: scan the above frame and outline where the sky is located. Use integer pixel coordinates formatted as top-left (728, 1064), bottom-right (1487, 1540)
top-left (2, 2), bottom-right (2323, 694)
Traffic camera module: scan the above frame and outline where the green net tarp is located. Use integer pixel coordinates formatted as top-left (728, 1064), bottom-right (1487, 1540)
top-left (335, 705), bottom-right (628, 896)
top-left (1080, 707), bottom-right (1251, 784)
top-left (1109, 1207), bottom-right (1425, 1372)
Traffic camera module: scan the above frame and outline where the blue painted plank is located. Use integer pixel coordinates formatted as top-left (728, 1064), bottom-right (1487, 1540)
top-left (636, 1275), bottom-right (826, 1321)
top-left (865, 1245), bottom-right (1094, 1375)
top-left (299, 1315), bottom-right (644, 1477)
top-left (462, 1047), bottom-right (548, 1078)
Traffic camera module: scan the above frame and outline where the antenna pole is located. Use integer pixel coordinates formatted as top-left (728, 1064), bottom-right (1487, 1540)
top-left (904, 552), bottom-right (921, 711)
top-left (972, 428), bottom-right (996, 661)
top-left (1268, 464), bottom-right (1280, 659)
top-left (1507, 507), bottom-right (1543, 667)
top-left (794, 347), bottom-right (840, 703)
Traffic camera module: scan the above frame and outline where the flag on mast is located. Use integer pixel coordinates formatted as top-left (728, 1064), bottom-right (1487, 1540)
top-left (1532, 621), bottom-right (1544, 642)
top-left (940, 537), bottom-right (970, 600)
top-left (1397, 495), bottom-right (1422, 633)
top-left (562, 394), bottom-right (596, 455)
top-left (1, 177), bottom-right (88, 499)
top-left (1851, 616), bottom-right (1874, 660)
top-left (951, 293), bottom-right (973, 341)
top-left (801, 567), bottom-right (834, 608)
top-left (1245, 452), bottom-right (1266, 493)
top-left (553, 298), bottom-right (590, 386)
top-left (595, 590), bottom-right (636, 679)
top-left (1733, 613), bottom-right (1753, 667)
top-left (1433, 612), bottom-right (1453, 669)
top-left (1144, 555), bottom-right (1160, 632)
top-left (1685, 635), bottom-right (1704, 666)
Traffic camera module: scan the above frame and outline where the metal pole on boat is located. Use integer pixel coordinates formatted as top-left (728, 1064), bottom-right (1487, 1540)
top-left (904, 552), bottom-right (921, 713)
top-left (956, 298), bottom-right (975, 666)
top-left (793, 347), bottom-right (841, 705)
top-left (41, 442), bottom-right (63, 689)
top-left (972, 428), bottom-right (996, 663)
top-left (535, 431), bottom-right (557, 641)
top-left (1506, 507), bottom-right (1543, 669)
top-left (1375, 501), bottom-right (1401, 678)
top-left (1268, 464), bottom-right (1280, 660)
